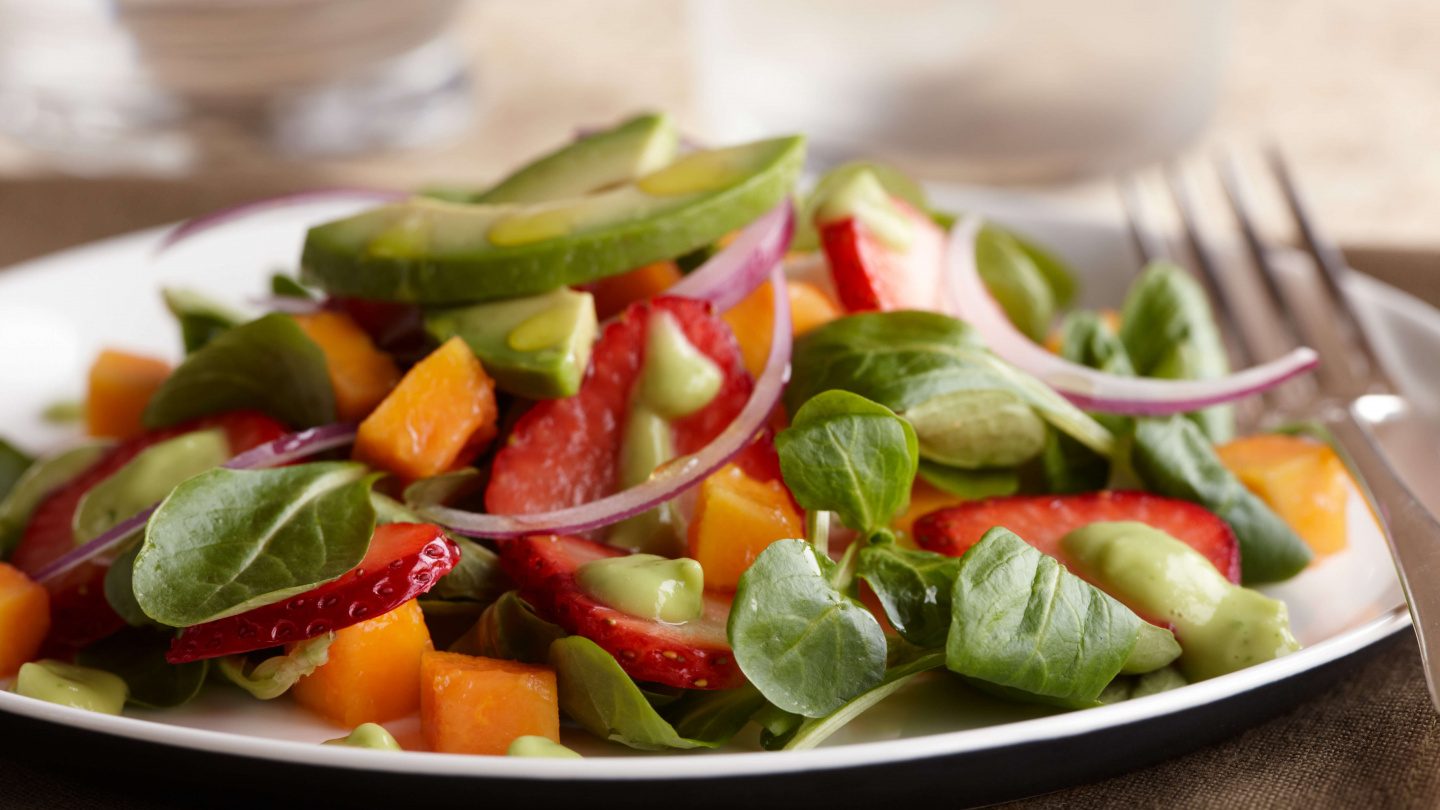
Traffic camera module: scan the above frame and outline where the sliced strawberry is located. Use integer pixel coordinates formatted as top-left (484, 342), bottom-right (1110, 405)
top-left (11, 411), bottom-right (288, 653)
top-left (486, 296), bottom-right (752, 515)
top-left (820, 198), bottom-right (946, 313)
top-left (913, 490), bottom-right (1242, 584)
top-left (500, 534), bottom-right (741, 690)
top-left (167, 522), bottom-right (458, 663)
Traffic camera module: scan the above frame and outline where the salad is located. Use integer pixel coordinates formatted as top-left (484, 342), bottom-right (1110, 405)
top-left (0, 112), bottom-right (1354, 756)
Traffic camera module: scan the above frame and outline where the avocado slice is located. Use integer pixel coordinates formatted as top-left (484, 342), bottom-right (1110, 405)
top-left (424, 287), bottom-right (598, 399)
top-left (301, 135), bottom-right (806, 304)
top-left (469, 113), bottom-right (679, 204)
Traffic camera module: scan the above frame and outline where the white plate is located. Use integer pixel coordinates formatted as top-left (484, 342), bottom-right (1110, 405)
top-left (0, 188), bottom-right (1416, 786)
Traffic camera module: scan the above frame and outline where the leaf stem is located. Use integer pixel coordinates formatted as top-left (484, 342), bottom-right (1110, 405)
top-left (806, 509), bottom-right (832, 558)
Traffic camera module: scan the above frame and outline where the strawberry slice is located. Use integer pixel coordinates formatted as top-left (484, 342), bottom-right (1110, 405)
top-left (486, 296), bottom-right (752, 516)
top-left (820, 198), bottom-right (946, 313)
top-left (913, 490), bottom-right (1241, 583)
top-left (10, 411), bottom-right (288, 653)
top-left (499, 534), bottom-right (742, 690)
top-left (167, 522), bottom-right (458, 663)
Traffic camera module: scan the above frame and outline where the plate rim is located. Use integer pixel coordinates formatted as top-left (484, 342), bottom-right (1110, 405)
top-left (0, 207), bottom-right (1419, 781)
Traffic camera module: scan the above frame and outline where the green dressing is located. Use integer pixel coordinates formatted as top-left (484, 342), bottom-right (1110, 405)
top-left (637, 147), bottom-right (751, 197)
top-left (1062, 521), bottom-right (1300, 681)
top-left (507, 735), bottom-right (583, 759)
top-left (72, 429), bottom-right (230, 544)
top-left (575, 553), bottom-right (704, 623)
top-left (323, 722), bottom-right (401, 750)
top-left (16, 660), bottom-right (128, 715)
top-left (810, 169), bottom-right (915, 251)
top-left (636, 311), bottom-right (723, 420)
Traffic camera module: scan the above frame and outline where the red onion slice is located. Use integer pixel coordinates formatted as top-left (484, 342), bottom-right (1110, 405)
top-left (33, 423), bottom-right (359, 585)
top-left (156, 189), bottom-right (406, 254)
top-left (414, 263), bottom-right (794, 539)
top-left (668, 201), bottom-right (795, 311)
top-left (945, 217), bottom-right (1320, 415)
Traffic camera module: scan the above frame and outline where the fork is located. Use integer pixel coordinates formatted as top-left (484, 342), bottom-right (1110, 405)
top-left (1118, 148), bottom-right (1440, 712)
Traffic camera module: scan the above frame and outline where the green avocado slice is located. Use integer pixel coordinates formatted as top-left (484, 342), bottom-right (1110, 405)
top-left (424, 287), bottom-right (598, 400)
top-left (469, 113), bottom-right (679, 204)
top-left (301, 135), bottom-right (805, 304)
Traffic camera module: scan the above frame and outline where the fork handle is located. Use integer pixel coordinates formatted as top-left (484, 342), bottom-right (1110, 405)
top-left (1327, 396), bottom-right (1440, 711)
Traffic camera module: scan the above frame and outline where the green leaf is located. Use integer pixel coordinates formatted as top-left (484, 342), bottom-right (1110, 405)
top-left (133, 462), bottom-right (379, 626)
top-left (103, 544), bottom-right (156, 627)
top-left (76, 627), bottom-right (209, 709)
top-left (162, 288), bottom-right (246, 354)
top-left (975, 225), bottom-right (1056, 342)
top-left (775, 390), bottom-right (918, 534)
top-left (1119, 263), bottom-right (1234, 442)
top-left (1007, 230), bottom-right (1078, 309)
top-left (467, 591), bottom-right (567, 663)
top-left (217, 633), bottom-right (334, 700)
top-left (903, 388), bottom-right (1047, 468)
top-left (143, 313), bottom-right (335, 430)
top-left (72, 429), bottom-right (230, 545)
top-left (727, 539), bottom-right (887, 717)
top-left (1130, 416), bottom-right (1312, 584)
top-left (271, 273), bottom-right (315, 300)
top-left (788, 311), bottom-right (1113, 461)
top-left (548, 636), bottom-right (713, 750)
top-left (0, 440), bottom-right (32, 507)
top-left (40, 401), bottom-right (84, 425)
top-left (793, 161), bottom-right (932, 252)
top-left (425, 535), bottom-right (507, 603)
top-left (663, 685), bottom-right (767, 746)
top-left (783, 650), bottom-right (945, 751)
top-left (916, 461), bottom-right (1019, 500)
top-left (0, 441), bottom-right (110, 560)
top-left (1030, 311), bottom-right (1134, 493)
top-left (857, 542), bottom-right (961, 648)
top-left (1122, 621), bottom-right (1182, 675)
top-left (945, 527), bottom-right (1141, 707)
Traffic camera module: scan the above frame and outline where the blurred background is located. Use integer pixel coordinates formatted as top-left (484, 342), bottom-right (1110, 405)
top-left (0, 0), bottom-right (1435, 277)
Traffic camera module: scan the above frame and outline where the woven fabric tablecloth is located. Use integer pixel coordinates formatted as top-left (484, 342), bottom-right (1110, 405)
top-left (1, 176), bottom-right (1438, 809)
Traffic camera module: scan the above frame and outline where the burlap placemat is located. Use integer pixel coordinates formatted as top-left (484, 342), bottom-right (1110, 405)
top-left (1, 177), bottom-right (1436, 809)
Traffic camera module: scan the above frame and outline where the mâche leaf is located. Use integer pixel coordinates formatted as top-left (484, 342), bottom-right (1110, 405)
top-left (857, 541), bottom-right (962, 648)
top-left (468, 591), bottom-right (567, 663)
top-left (1130, 416), bottom-right (1312, 584)
top-left (975, 225), bottom-right (1056, 342)
top-left (663, 685), bottom-right (767, 746)
top-left (76, 627), bottom-right (209, 709)
top-left (945, 528), bottom-right (1141, 707)
top-left (0, 441), bottom-right (110, 560)
top-left (727, 539), bottom-right (887, 717)
top-left (916, 460), bottom-right (1019, 500)
top-left (548, 636), bottom-right (714, 750)
top-left (72, 429), bottom-right (230, 545)
top-left (217, 633), bottom-right (334, 700)
top-left (104, 544), bottom-right (155, 628)
top-left (143, 313), bottom-right (335, 430)
top-left (0, 439), bottom-right (31, 505)
top-left (162, 287), bottom-right (246, 354)
top-left (775, 390), bottom-right (918, 534)
top-left (133, 462), bottom-right (379, 626)
top-left (782, 650), bottom-right (946, 751)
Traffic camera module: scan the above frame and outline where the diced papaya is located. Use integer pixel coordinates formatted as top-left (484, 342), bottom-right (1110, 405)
top-left (291, 311), bottom-right (401, 422)
top-left (420, 650), bottom-right (559, 755)
top-left (688, 462), bottom-right (804, 590)
top-left (354, 337), bottom-right (498, 479)
top-left (1217, 433), bottom-right (1350, 556)
top-left (0, 563), bottom-right (50, 679)
top-left (291, 599), bottom-right (432, 727)
top-left (85, 350), bottom-right (172, 438)
top-left (890, 478), bottom-right (968, 548)
top-left (724, 281), bottom-right (843, 378)
top-left (590, 261), bottom-right (683, 320)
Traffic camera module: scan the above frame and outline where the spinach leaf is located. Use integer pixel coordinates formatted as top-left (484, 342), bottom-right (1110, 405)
top-left (104, 544), bottom-right (155, 627)
top-left (787, 311), bottom-right (1113, 461)
top-left (727, 539), bottom-right (887, 717)
top-left (946, 528), bottom-right (1140, 707)
top-left (143, 313), bottom-right (335, 430)
top-left (663, 685), bottom-right (768, 746)
top-left (133, 462), bottom-right (379, 626)
top-left (1119, 262), bottom-right (1234, 442)
top-left (162, 288), bottom-right (245, 354)
top-left (0, 441), bottom-right (110, 560)
top-left (857, 542), bottom-right (961, 648)
top-left (0, 440), bottom-right (31, 504)
top-left (76, 627), bottom-right (209, 709)
top-left (548, 636), bottom-right (713, 750)
top-left (1130, 416), bottom-right (1312, 584)
top-left (72, 429), bottom-right (230, 544)
top-left (466, 591), bottom-right (567, 662)
top-left (975, 225), bottom-right (1056, 342)
top-left (217, 633), bottom-right (333, 700)
top-left (775, 390), bottom-right (918, 534)
top-left (916, 460), bottom-right (1018, 500)
top-left (783, 650), bottom-right (946, 751)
